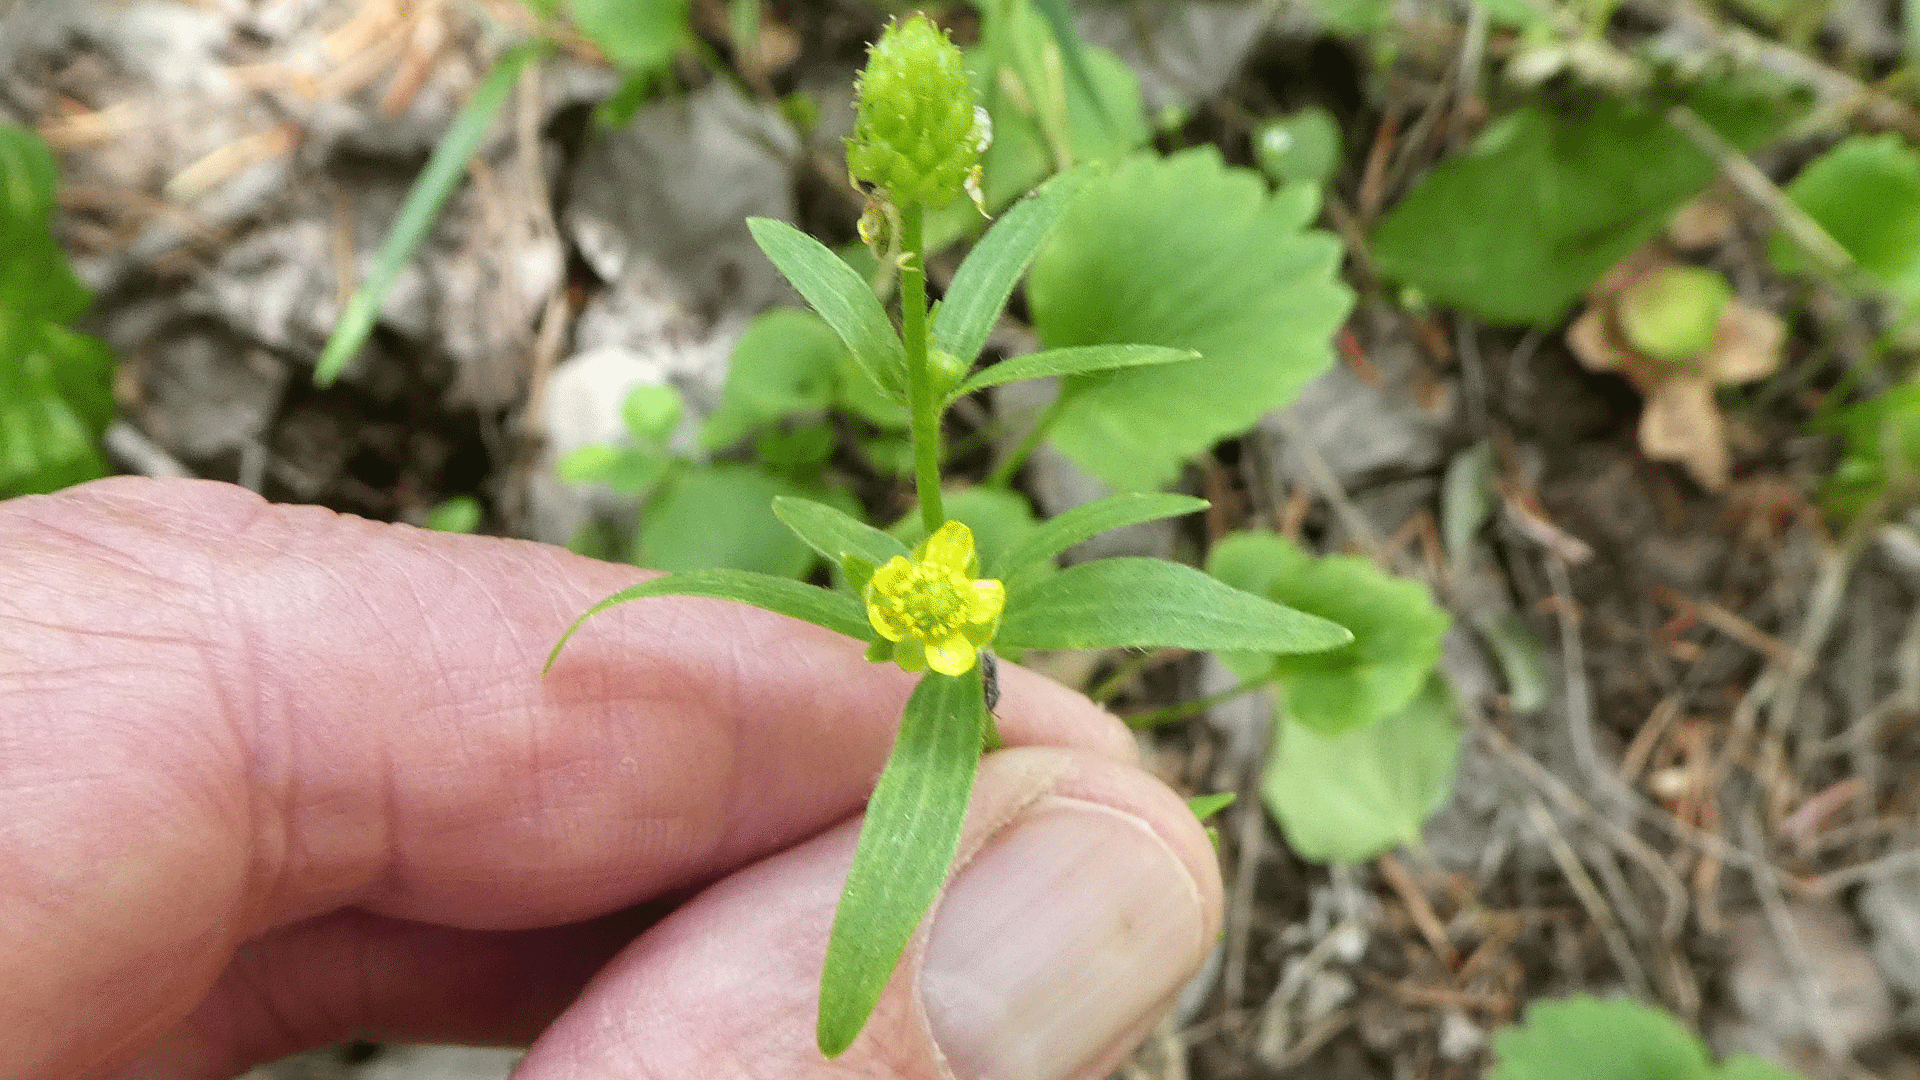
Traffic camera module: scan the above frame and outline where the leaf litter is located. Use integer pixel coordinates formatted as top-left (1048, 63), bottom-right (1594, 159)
top-left (5, 1), bottom-right (1920, 1078)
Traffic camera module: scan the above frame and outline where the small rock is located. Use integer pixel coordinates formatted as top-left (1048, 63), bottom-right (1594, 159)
top-left (1858, 864), bottom-right (1920, 1000)
top-left (1718, 901), bottom-right (1893, 1065)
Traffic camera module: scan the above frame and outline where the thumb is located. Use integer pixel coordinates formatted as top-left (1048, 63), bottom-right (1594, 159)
top-left (514, 747), bottom-right (1223, 1080)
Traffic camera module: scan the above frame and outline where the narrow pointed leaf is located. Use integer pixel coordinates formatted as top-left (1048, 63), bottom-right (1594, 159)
top-left (997, 558), bottom-right (1351, 654)
top-left (1187, 791), bottom-right (1236, 821)
top-left (545, 570), bottom-right (870, 672)
top-left (935, 165), bottom-right (1095, 368)
top-left (748, 217), bottom-right (906, 399)
top-left (773, 495), bottom-right (909, 573)
top-left (1000, 492), bottom-right (1208, 593)
top-left (947, 343), bottom-right (1197, 403)
top-left (316, 42), bottom-right (548, 385)
top-left (819, 668), bottom-right (985, 1056)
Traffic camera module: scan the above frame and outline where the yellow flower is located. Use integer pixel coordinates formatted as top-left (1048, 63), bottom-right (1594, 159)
top-left (864, 521), bottom-right (1005, 677)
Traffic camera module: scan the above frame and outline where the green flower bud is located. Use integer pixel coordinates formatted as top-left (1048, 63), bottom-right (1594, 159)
top-left (846, 15), bottom-right (990, 210)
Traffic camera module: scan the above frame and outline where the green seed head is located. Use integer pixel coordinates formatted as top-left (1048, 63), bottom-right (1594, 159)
top-left (846, 15), bottom-right (990, 210)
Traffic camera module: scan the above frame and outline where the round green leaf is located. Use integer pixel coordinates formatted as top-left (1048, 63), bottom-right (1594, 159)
top-left (1027, 147), bottom-right (1352, 491)
top-left (637, 463), bottom-right (816, 578)
top-left (703, 308), bottom-right (843, 449)
top-left (570, 0), bottom-right (689, 74)
top-left (889, 486), bottom-right (1041, 579)
top-left (1262, 675), bottom-right (1460, 864)
top-left (1774, 133), bottom-right (1920, 312)
top-left (1254, 107), bottom-right (1342, 187)
top-left (622, 383), bottom-right (684, 444)
top-left (1207, 531), bottom-right (1449, 734)
top-left (1489, 996), bottom-right (1716, 1080)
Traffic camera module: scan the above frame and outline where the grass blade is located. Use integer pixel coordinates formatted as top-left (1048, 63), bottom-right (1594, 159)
top-left (314, 42), bottom-right (548, 386)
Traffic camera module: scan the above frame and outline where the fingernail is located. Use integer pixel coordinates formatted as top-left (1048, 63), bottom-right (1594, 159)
top-left (919, 796), bottom-right (1206, 1080)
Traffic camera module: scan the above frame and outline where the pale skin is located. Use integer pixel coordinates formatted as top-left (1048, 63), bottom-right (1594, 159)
top-left (1, 477), bottom-right (1222, 1080)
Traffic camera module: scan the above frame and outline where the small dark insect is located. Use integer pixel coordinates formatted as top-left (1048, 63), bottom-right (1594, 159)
top-left (981, 650), bottom-right (1001, 714)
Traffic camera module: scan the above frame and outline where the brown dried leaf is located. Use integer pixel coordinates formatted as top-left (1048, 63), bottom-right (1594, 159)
top-left (1709, 299), bottom-right (1786, 386)
top-left (1639, 374), bottom-right (1730, 491)
top-left (1566, 305), bottom-right (1637, 375)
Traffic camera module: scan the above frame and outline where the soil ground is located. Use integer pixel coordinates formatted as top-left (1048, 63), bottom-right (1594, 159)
top-left (6, 1), bottom-right (1920, 1078)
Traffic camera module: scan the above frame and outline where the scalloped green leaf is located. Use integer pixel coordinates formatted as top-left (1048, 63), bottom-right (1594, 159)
top-left (0, 123), bottom-right (57, 232)
top-left (636, 464), bottom-right (816, 579)
top-left (999, 557), bottom-right (1351, 654)
top-left (999, 492), bottom-right (1208, 595)
top-left (545, 568), bottom-right (871, 672)
top-left (1489, 996), bottom-right (1717, 1080)
top-left (0, 317), bottom-right (114, 497)
top-left (1771, 133), bottom-right (1920, 316)
top-left (935, 164), bottom-right (1095, 369)
top-left (748, 218), bottom-right (906, 402)
top-left (1371, 84), bottom-right (1796, 327)
top-left (774, 495), bottom-right (909, 575)
top-left (702, 308), bottom-right (844, 449)
top-left (946, 344), bottom-right (1196, 403)
top-left (1262, 675), bottom-right (1460, 863)
top-left (1207, 531), bottom-right (1448, 735)
top-left (1027, 147), bottom-right (1353, 491)
top-left (819, 667), bottom-right (985, 1056)
top-left (570, 0), bottom-right (689, 74)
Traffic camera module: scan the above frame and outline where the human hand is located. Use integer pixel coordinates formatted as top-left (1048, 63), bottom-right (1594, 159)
top-left (1, 478), bottom-right (1222, 1080)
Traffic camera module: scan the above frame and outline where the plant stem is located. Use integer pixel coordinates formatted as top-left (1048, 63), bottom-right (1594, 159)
top-left (1123, 673), bottom-right (1280, 730)
top-left (900, 202), bottom-right (944, 535)
top-left (986, 390), bottom-right (1070, 490)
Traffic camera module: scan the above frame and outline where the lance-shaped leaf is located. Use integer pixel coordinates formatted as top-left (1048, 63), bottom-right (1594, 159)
top-left (545, 570), bottom-right (870, 672)
top-left (1186, 791), bottom-right (1236, 821)
top-left (999, 492), bottom-right (1208, 592)
top-left (935, 164), bottom-right (1094, 368)
top-left (997, 557), bottom-right (1350, 653)
top-left (316, 42), bottom-right (548, 386)
top-left (774, 495), bottom-right (909, 575)
top-left (946, 343), bottom-right (1196, 403)
top-left (748, 218), bottom-right (907, 401)
top-left (819, 667), bottom-right (986, 1056)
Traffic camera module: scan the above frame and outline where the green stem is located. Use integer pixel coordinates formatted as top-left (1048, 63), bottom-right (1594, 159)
top-left (900, 203), bottom-right (944, 535)
top-left (986, 390), bottom-right (1070, 490)
top-left (1123, 673), bottom-right (1279, 730)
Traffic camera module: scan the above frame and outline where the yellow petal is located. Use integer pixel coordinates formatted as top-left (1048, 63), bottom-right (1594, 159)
top-left (869, 555), bottom-right (912, 595)
top-left (964, 578), bottom-right (1005, 623)
top-left (921, 520), bottom-right (975, 573)
top-left (868, 601), bottom-right (911, 642)
top-left (925, 632), bottom-right (977, 676)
